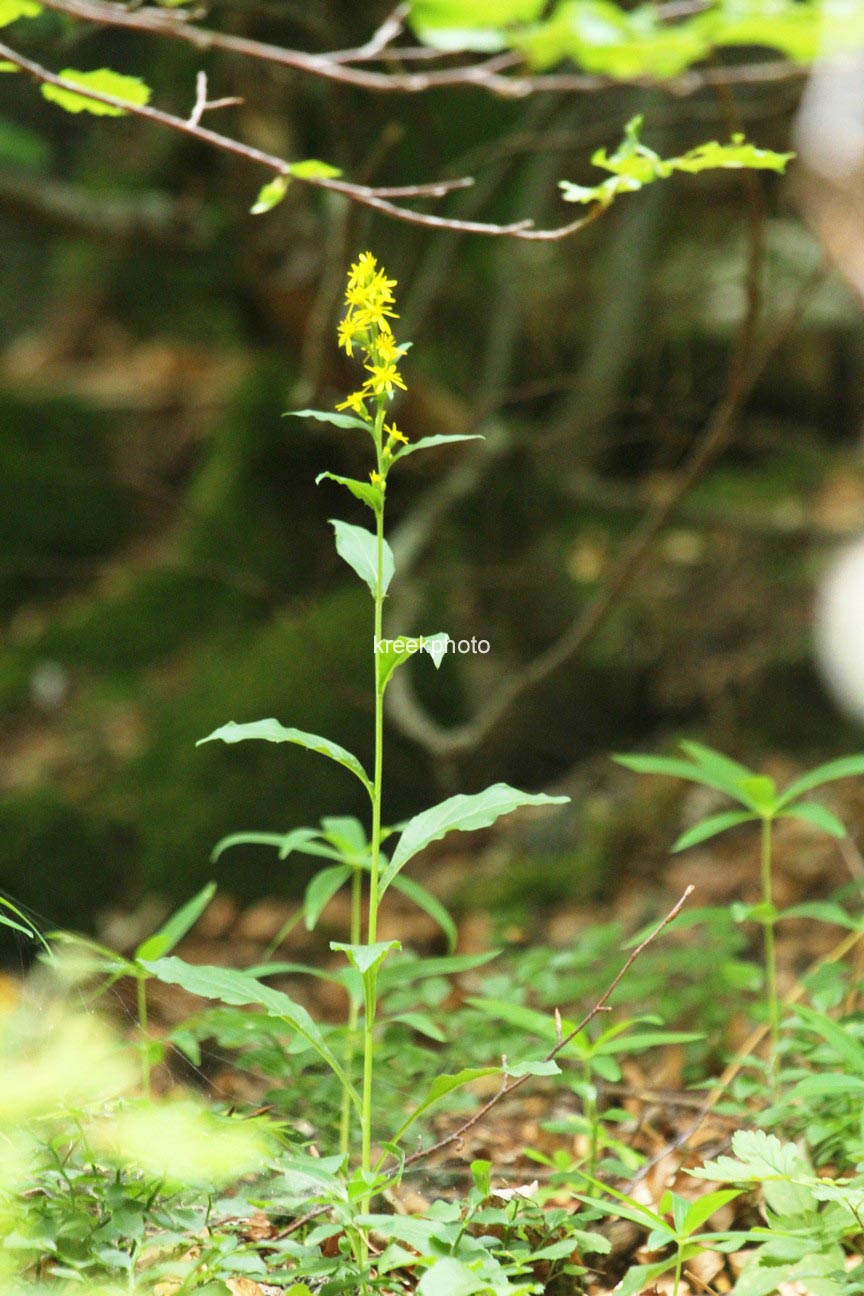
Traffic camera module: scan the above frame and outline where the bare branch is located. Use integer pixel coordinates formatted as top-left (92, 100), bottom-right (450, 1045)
top-left (188, 70), bottom-right (242, 127)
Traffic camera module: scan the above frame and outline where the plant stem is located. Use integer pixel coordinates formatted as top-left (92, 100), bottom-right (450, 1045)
top-left (137, 974), bottom-right (151, 1097)
top-left (361, 420), bottom-right (386, 1206)
top-left (672, 1248), bottom-right (683, 1296)
top-left (339, 868), bottom-right (363, 1158)
top-left (760, 814), bottom-right (780, 1086)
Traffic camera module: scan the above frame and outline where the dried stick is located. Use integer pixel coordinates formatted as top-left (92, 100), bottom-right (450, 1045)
top-left (277, 885), bottom-right (693, 1239)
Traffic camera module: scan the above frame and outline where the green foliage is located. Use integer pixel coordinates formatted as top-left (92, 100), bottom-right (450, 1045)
top-left (410, 0), bottom-right (863, 77)
top-left (0, 0), bottom-right (40, 27)
top-left (560, 117), bottom-right (794, 208)
top-left (41, 69), bottom-right (152, 117)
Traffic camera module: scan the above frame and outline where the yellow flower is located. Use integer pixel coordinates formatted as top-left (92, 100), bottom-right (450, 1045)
top-left (336, 390), bottom-right (370, 417)
top-left (375, 332), bottom-right (407, 365)
top-left (337, 314), bottom-right (363, 356)
top-left (347, 251), bottom-right (377, 288)
top-left (364, 362), bottom-right (406, 398)
top-left (385, 421), bottom-right (408, 445)
top-left (370, 470), bottom-right (383, 485)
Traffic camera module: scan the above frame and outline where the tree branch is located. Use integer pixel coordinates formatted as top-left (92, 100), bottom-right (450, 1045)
top-left (0, 40), bottom-right (607, 241)
top-left (36, 0), bottom-right (805, 100)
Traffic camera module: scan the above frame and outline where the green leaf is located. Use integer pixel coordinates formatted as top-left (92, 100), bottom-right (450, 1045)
top-left (613, 751), bottom-right (763, 810)
top-left (777, 755), bottom-right (864, 808)
top-left (779, 802), bottom-right (846, 838)
top-left (391, 1067), bottom-right (501, 1142)
top-left (382, 783), bottom-right (569, 891)
top-left (330, 519), bottom-right (395, 597)
top-left (304, 865), bottom-right (352, 930)
top-left (250, 174), bottom-right (290, 214)
top-left (390, 872), bottom-right (457, 951)
top-left (377, 631), bottom-right (450, 690)
top-left (135, 882), bottom-right (216, 961)
top-left (682, 1189), bottom-right (742, 1237)
top-left (392, 433), bottom-right (484, 462)
top-left (0, 0), bottom-right (40, 27)
top-left (289, 158), bottom-right (342, 179)
top-left (673, 810), bottom-right (757, 852)
top-left (693, 1130), bottom-right (811, 1184)
top-left (210, 827), bottom-right (321, 863)
top-left (739, 775), bottom-right (777, 813)
top-left (330, 940), bottom-right (401, 977)
top-left (792, 1003), bottom-right (864, 1074)
top-left (504, 1058), bottom-right (561, 1078)
top-left (41, 68), bottom-right (151, 117)
top-left (781, 901), bottom-right (859, 929)
top-left (142, 957), bottom-right (359, 1107)
top-left (286, 408), bottom-right (371, 432)
top-left (197, 719), bottom-right (372, 797)
top-left (316, 471), bottom-right (382, 512)
top-left (377, 950), bottom-right (500, 989)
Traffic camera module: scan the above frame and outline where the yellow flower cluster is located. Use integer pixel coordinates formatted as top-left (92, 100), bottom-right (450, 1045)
top-left (335, 253), bottom-right (409, 462)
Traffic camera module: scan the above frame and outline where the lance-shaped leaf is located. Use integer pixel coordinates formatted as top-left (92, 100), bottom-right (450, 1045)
top-left (391, 434), bottom-right (484, 462)
top-left (330, 520), bottom-right (395, 597)
top-left (251, 174), bottom-right (290, 214)
top-left (316, 472), bottom-right (382, 512)
top-left (776, 754), bottom-right (864, 808)
top-left (672, 810), bottom-right (757, 853)
top-left (286, 408), bottom-right (371, 433)
top-left (377, 632), bottom-right (449, 691)
top-left (142, 956), bottom-right (359, 1109)
top-left (779, 801), bottom-right (847, 838)
top-left (304, 865), bottom-right (352, 930)
top-left (613, 750), bottom-right (764, 811)
top-left (197, 719), bottom-right (372, 797)
top-left (135, 882), bottom-right (216, 962)
top-left (390, 1067), bottom-right (501, 1143)
top-left (381, 783), bottom-right (568, 892)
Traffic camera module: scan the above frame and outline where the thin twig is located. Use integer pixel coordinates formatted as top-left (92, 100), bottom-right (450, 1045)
top-left (0, 41), bottom-right (611, 242)
top-left (398, 885), bottom-right (694, 1172)
top-left (276, 886), bottom-right (693, 1238)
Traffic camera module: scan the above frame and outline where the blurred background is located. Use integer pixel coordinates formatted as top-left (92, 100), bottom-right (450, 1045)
top-left (1, 1), bottom-right (863, 933)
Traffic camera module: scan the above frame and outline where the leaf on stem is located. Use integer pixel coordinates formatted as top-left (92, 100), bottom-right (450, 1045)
top-left (197, 719), bottom-right (373, 797)
top-left (330, 519), bottom-right (395, 597)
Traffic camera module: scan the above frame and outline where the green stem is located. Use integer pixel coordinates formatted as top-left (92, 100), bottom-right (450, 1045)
top-left (761, 814), bottom-right (780, 1086)
top-left (137, 974), bottom-right (150, 1097)
top-left (672, 1248), bottom-right (683, 1296)
top-left (361, 416), bottom-right (386, 1210)
top-left (339, 868), bottom-right (363, 1159)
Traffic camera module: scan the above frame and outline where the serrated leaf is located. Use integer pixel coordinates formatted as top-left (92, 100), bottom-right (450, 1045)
top-left (135, 882), bottom-right (216, 961)
top-left (381, 783), bottom-right (568, 892)
top-left (250, 173), bottom-right (290, 214)
top-left (41, 68), bottom-right (151, 117)
top-left (673, 810), bottom-right (757, 852)
top-left (197, 719), bottom-right (372, 796)
top-left (316, 471), bottom-right (382, 512)
top-left (142, 957), bottom-right (359, 1105)
top-left (693, 1130), bottom-right (810, 1183)
top-left (331, 519), bottom-right (395, 597)
top-left (286, 408), bottom-right (371, 432)
top-left (289, 158), bottom-right (342, 179)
